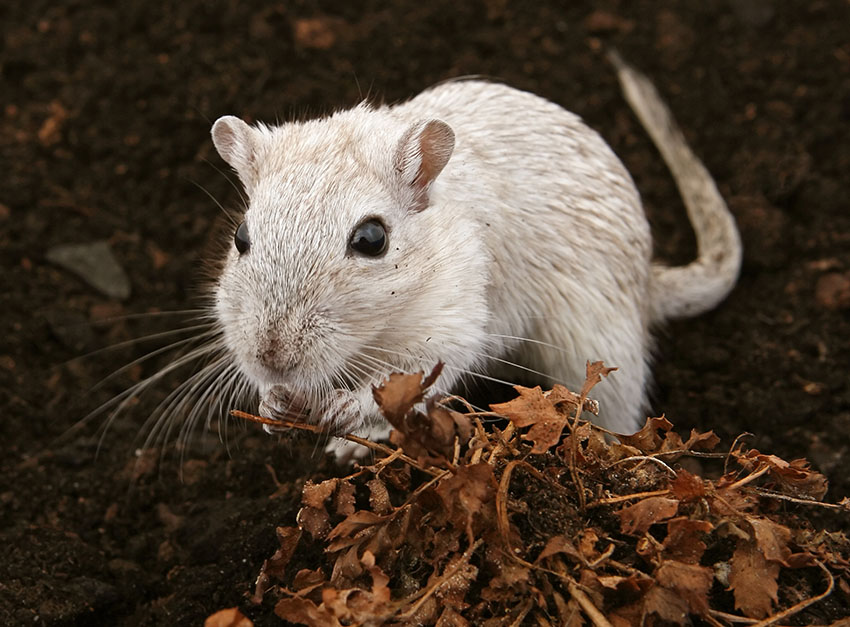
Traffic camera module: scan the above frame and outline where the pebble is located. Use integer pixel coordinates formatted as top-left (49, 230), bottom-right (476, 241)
top-left (46, 241), bottom-right (131, 300)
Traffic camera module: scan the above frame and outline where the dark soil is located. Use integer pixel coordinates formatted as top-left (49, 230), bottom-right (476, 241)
top-left (2, 1), bottom-right (848, 624)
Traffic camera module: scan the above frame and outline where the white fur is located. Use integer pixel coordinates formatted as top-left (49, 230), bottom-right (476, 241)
top-left (211, 59), bottom-right (741, 439)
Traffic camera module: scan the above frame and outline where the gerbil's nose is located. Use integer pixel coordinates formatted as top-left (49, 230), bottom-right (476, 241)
top-left (258, 332), bottom-right (296, 374)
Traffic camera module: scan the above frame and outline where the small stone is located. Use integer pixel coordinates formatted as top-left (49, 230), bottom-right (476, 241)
top-left (46, 240), bottom-right (131, 299)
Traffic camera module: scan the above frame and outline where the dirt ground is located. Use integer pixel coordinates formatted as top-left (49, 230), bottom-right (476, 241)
top-left (2, 1), bottom-right (849, 624)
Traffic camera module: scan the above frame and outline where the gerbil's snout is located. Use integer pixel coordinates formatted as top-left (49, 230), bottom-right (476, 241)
top-left (255, 327), bottom-right (303, 376)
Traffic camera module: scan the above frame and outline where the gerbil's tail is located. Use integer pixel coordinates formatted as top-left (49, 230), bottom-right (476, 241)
top-left (609, 50), bottom-right (742, 322)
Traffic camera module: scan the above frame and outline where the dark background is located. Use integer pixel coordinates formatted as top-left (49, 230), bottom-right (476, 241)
top-left (2, 1), bottom-right (849, 624)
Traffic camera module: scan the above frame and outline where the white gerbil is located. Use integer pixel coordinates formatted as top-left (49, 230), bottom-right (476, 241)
top-left (210, 54), bottom-right (741, 445)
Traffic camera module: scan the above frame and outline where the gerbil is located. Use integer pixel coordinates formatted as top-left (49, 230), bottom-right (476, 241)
top-left (210, 54), bottom-right (741, 446)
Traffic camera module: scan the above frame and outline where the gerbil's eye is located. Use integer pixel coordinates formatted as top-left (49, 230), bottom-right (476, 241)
top-left (234, 221), bottom-right (250, 255)
top-left (349, 218), bottom-right (387, 257)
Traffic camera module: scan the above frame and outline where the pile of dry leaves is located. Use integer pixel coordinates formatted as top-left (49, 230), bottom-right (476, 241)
top-left (210, 362), bottom-right (849, 626)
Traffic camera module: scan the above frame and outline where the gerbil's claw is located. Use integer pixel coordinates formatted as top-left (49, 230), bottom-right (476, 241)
top-left (258, 385), bottom-right (309, 433)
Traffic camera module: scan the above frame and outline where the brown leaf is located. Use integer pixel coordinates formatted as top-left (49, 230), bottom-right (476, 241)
top-left (435, 463), bottom-right (497, 532)
top-left (786, 552), bottom-right (818, 569)
top-left (662, 517), bottom-right (712, 564)
top-left (373, 363), bottom-right (443, 424)
top-left (292, 568), bottom-right (326, 596)
top-left (618, 496), bottom-right (679, 536)
top-left (491, 385), bottom-right (567, 453)
top-left (253, 526), bottom-right (302, 602)
top-left (204, 607), bottom-right (253, 627)
top-left (537, 534), bottom-right (582, 563)
top-left (297, 506), bottom-right (331, 540)
top-left (302, 479), bottom-right (338, 509)
top-left (275, 596), bottom-right (342, 627)
top-left (729, 540), bottom-right (779, 618)
top-left (642, 585), bottom-right (690, 625)
top-left (330, 545), bottom-right (364, 587)
top-left (436, 607), bottom-right (470, 626)
top-left (655, 560), bottom-right (713, 616)
top-left (367, 478), bottom-right (392, 515)
top-left (334, 480), bottom-right (356, 517)
top-left (747, 516), bottom-right (792, 565)
top-left (326, 510), bottom-right (390, 542)
top-left (772, 458), bottom-right (829, 500)
top-left (682, 428), bottom-right (721, 452)
top-left (579, 360), bottom-right (617, 401)
top-left (669, 469), bottom-right (705, 502)
top-left (431, 551), bottom-right (479, 610)
top-left (616, 416), bottom-right (675, 452)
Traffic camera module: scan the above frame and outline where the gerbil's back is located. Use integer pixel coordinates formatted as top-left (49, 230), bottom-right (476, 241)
top-left (391, 80), bottom-right (653, 334)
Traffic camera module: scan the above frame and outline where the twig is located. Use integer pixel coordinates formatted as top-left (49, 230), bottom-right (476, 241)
top-left (606, 455), bottom-right (678, 477)
top-left (724, 432), bottom-right (754, 475)
top-left (568, 399), bottom-right (588, 511)
top-left (588, 489), bottom-right (671, 507)
top-left (749, 487), bottom-right (846, 510)
top-left (231, 410), bottom-right (442, 477)
top-left (488, 422), bottom-right (516, 464)
top-left (725, 464), bottom-right (771, 490)
top-left (568, 583), bottom-right (614, 627)
top-left (397, 538), bottom-right (483, 619)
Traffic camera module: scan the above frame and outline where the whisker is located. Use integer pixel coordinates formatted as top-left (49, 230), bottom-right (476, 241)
top-left (188, 177), bottom-right (241, 228)
top-left (91, 330), bottom-right (223, 391)
top-left (486, 333), bottom-right (571, 354)
top-left (70, 323), bottom-right (218, 372)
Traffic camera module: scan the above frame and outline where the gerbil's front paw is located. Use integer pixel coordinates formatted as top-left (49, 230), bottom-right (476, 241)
top-left (316, 388), bottom-right (364, 436)
top-left (258, 386), bottom-right (309, 434)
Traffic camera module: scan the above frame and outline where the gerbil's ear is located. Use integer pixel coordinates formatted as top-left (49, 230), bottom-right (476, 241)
top-left (395, 119), bottom-right (455, 211)
top-left (211, 116), bottom-right (257, 185)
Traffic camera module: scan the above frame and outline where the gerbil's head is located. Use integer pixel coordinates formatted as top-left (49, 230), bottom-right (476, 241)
top-left (210, 106), bottom-right (489, 418)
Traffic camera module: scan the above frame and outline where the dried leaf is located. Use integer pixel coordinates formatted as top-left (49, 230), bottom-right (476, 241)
top-left (292, 568), bottom-right (326, 596)
top-left (537, 534), bottom-right (582, 563)
top-left (435, 463), bottom-right (497, 532)
top-left (655, 560), bottom-right (713, 616)
top-left (204, 607), bottom-right (253, 627)
top-left (747, 516), bottom-right (792, 565)
top-left (669, 469), bottom-right (705, 502)
top-left (275, 596), bottom-right (342, 626)
top-left (729, 541), bottom-right (779, 618)
top-left (297, 506), bottom-right (331, 540)
top-left (662, 517), bottom-right (712, 564)
top-left (327, 510), bottom-right (390, 542)
top-left (616, 416), bottom-right (675, 452)
top-left (373, 363), bottom-right (443, 424)
top-left (618, 497), bottom-right (679, 536)
top-left (302, 479), bottom-right (338, 509)
top-left (334, 480), bottom-right (356, 517)
top-left (579, 360), bottom-right (617, 401)
top-left (432, 551), bottom-right (479, 610)
top-left (682, 428), bottom-right (720, 451)
top-left (436, 607), bottom-right (470, 626)
top-left (491, 385), bottom-right (567, 453)
top-left (367, 477), bottom-right (392, 515)
top-left (642, 585), bottom-right (690, 625)
top-left (253, 526), bottom-right (302, 602)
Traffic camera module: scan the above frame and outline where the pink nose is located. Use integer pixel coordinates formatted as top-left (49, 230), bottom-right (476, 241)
top-left (258, 335), bottom-right (288, 372)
